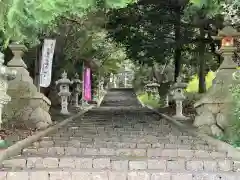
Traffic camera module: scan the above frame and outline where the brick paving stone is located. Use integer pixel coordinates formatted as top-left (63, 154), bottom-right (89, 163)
top-left (75, 158), bottom-right (93, 168)
top-left (22, 148), bottom-right (38, 155)
top-left (186, 160), bottom-right (204, 171)
top-left (99, 148), bottom-right (115, 155)
top-left (192, 173), bottom-right (212, 180)
top-left (3, 159), bottom-right (26, 169)
top-left (195, 150), bottom-right (211, 158)
top-left (43, 157), bottom-right (59, 168)
top-left (48, 147), bottom-right (65, 155)
top-left (147, 148), bottom-right (162, 157)
top-left (82, 148), bottom-right (99, 155)
top-left (116, 149), bottom-right (132, 156)
top-left (59, 158), bottom-right (75, 168)
top-left (167, 159), bottom-right (185, 171)
top-left (93, 158), bottom-right (111, 169)
top-left (128, 172), bottom-right (150, 180)
top-left (129, 161), bottom-right (147, 170)
top-left (68, 140), bottom-right (81, 147)
top-left (151, 173), bottom-right (171, 180)
top-left (92, 171), bottom-right (108, 180)
top-left (148, 159), bottom-right (166, 170)
top-left (27, 157), bottom-right (43, 168)
top-left (111, 160), bottom-right (128, 170)
top-left (211, 151), bottom-right (226, 159)
top-left (171, 173), bottom-right (192, 180)
top-left (65, 147), bottom-right (79, 155)
top-left (137, 143), bottom-right (151, 148)
top-left (203, 160), bottom-right (218, 172)
top-left (178, 149), bottom-right (194, 158)
top-left (132, 149), bottom-right (146, 156)
top-left (151, 143), bottom-right (164, 148)
top-left (0, 172), bottom-right (7, 180)
top-left (72, 172), bottom-right (91, 180)
top-left (218, 160), bottom-right (233, 171)
top-left (39, 140), bottom-right (54, 147)
top-left (49, 171), bottom-right (71, 180)
top-left (6, 172), bottom-right (28, 180)
top-left (108, 172), bottom-right (127, 180)
top-left (29, 171), bottom-right (49, 180)
top-left (161, 149), bottom-right (177, 157)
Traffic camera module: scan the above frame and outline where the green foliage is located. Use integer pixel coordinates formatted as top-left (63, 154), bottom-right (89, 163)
top-left (0, 0), bottom-right (135, 47)
top-left (224, 83), bottom-right (240, 147)
top-left (186, 71), bottom-right (216, 92)
top-left (138, 92), bottom-right (161, 108)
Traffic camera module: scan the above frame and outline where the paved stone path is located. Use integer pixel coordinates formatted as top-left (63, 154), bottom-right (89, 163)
top-left (0, 88), bottom-right (240, 179)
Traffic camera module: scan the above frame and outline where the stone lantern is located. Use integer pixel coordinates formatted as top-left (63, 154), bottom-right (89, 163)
top-left (171, 77), bottom-right (189, 120)
top-left (71, 73), bottom-right (82, 109)
top-left (144, 80), bottom-right (160, 99)
top-left (193, 26), bottom-right (240, 136)
top-left (0, 52), bottom-right (17, 128)
top-left (56, 71), bottom-right (72, 115)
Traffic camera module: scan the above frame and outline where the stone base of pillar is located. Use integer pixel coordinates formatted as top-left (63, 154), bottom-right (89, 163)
top-left (4, 88), bottom-right (53, 130)
top-left (60, 109), bottom-right (70, 115)
top-left (172, 115), bottom-right (190, 121)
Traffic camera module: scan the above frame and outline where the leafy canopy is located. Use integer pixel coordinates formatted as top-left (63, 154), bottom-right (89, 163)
top-left (0, 0), bottom-right (136, 47)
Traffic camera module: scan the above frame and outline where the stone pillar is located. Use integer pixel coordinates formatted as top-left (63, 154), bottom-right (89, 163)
top-left (193, 26), bottom-right (240, 136)
top-left (56, 71), bottom-right (72, 115)
top-left (0, 52), bottom-right (17, 128)
top-left (3, 43), bottom-right (52, 130)
top-left (71, 73), bottom-right (82, 109)
top-left (113, 74), bottom-right (117, 88)
top-left (164, 95), bottom-right (169, 107)
top-left (124, 72), bottom-right (127, 88)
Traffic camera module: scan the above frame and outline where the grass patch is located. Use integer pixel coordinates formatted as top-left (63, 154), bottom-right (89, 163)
top-left (138, 93), bottom-right (162, 108)
top-left (186, 71), bottom-right (215, 93)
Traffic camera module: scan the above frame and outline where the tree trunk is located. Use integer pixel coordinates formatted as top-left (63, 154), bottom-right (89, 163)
top-left (174, 7), bottom-right (182, 82)
top-left (198, 27), bottom-right (206, 93)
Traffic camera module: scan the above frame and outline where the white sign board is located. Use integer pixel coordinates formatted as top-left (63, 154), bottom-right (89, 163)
top-left (39, 39), bottom-right (56, 87)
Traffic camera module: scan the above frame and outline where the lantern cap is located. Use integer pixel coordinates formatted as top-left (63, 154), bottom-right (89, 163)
top-left (212, 26), bottom-right (240, 40)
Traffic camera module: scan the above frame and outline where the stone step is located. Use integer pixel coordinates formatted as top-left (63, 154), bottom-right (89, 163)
top-left (2, 155), bottom-right (238, 172)
top-left (36, 136), bottom-right (212, 148)
top-left (0, 169), bottom-right (239, 180)
top-left (22, 147), bottom-right (229, 159)
top-left (33, 139), bottom-right (217, 151)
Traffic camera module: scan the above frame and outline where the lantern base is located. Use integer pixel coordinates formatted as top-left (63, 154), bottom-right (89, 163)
top-left (172, 114), bottom-right (190, 121)
top-left (60, 109), bottom-right (70, 115)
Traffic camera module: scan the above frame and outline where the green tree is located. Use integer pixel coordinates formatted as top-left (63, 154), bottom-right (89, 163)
top-left (107, 0), bottom-right (236, 93)
top-left (0, 0), bottom-right (136, 48)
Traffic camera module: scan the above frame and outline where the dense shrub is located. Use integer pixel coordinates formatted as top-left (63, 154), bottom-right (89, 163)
top-left (223, 83), bottom-right (240, 147)
top-left (138, 93), bottom-right (162, 108)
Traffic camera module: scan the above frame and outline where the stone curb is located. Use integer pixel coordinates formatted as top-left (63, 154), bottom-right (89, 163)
top-left (145, 105), bottom-right (240, 159)
top-left (0, 106), bottom-right (94, 164)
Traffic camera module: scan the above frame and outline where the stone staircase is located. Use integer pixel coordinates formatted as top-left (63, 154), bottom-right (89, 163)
top-left (0, 89), bottom-right (240, 179)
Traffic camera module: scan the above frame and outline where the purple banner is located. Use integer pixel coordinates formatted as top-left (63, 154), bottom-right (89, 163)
top-left (84, 68), bottom-right (92, 101)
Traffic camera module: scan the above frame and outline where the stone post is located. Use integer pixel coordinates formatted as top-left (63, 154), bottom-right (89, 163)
top-left (3, 42), bottom-right (52, 130)
top-left (171, 77), bottom-right (189, 120)
top-left (113, 74), bottom-right (117, 88)
top-left (56, 71), bottom-right (72, 115)
top-left (0, 52), bottom-right (17, 128)
top-left (193, 26), bottom-right (240, 136)
top-left (71, 73), bottom-right (82, 109)
top-left (165, 94), bottom-right (169, 107)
